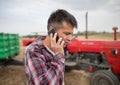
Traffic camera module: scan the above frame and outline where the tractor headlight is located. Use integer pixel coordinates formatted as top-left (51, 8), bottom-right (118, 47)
top-left (112, 48), bottom-right (118, 56)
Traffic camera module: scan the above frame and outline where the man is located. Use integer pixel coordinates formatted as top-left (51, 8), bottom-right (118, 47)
top-left (24, 9), bottom-right (77, 85)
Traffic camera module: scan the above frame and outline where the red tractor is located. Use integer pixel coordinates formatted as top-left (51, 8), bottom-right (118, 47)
top-left (22, 38), bottom-right (36, 46)
top-left (22, 33), bottom-right (46, 46)
top-left (65, 27), bottom-right (120, 85)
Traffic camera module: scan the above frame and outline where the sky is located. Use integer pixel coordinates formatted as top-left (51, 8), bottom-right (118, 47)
top-left (0, 0), bottom-right (120, 35)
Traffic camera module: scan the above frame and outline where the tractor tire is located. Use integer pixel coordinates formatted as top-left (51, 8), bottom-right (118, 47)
top-left (90, 70), bottom-right (120, 85)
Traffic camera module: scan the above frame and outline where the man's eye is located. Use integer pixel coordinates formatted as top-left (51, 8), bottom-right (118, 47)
top-left (65, 33), bottom-right (70, 35)
top-left (65, 33), bottom-right (72, 35)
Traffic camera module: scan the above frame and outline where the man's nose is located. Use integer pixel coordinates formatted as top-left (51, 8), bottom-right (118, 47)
top-left (67, 35), bottom-right (73, 41)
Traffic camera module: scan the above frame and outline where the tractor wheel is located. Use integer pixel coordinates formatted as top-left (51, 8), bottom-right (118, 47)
top-left (90, 70), bottom-right (120, 85)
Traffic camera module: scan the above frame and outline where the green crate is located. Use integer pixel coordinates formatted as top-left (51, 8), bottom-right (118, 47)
top-left (0, 33), bottom-right (20, 59)
top-left (9, 51), bottom-right (14, 56)
top-left (16, 49), bottom-right (19, 54)
top-left (15, 34), bottom-right (19, 39)
top-left (15, 45), bottom-right (20, 54)
top-left (0, 41), bottom-right (9, 47)
top-left (0, 48), bottom-right (8, 52)
top-left (8, 34), bottom-right (16, 40)
top-left (9, 49), bottom-right (16, 57)
top-left (15, 49), bottom-right (19, 54)
top-left (15, 39), bottom-right (19, 45)
top-left (0, 48), bottom-right (9, 59)
top-left (0, 33), bottom-right (8, 40)
top-left (0, 52), bottom-right (9, 59)
top-left (8, 46), bottom-right (15, 50)
top-left (15, 45), bottom-right (19, 49)
top-left (8, 40), bottom-right (16, 45)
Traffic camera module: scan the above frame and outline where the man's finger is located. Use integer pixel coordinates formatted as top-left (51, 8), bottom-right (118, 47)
top-left (50, 33), bottom-right (53, 38)
top-left (57, 38), bottom-right (62, 44)
top-left (50, 33), bottom-right (55, 45)
top-left (60, 40), bottom-right (65, 46)
top-left (53, 33), bottom-right (57, 42)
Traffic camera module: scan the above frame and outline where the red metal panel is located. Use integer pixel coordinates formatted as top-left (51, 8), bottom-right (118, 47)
top-left (67, 38), bottom-right (80, 52)
top-left (103, 41), bottom-right (120, 73)
top-left (67, 38), bottom-right (104, 53)
top-left (78, 39), bottom-right (104, 53)
top-left (67, 38), bottom-right (120, 73)
top-left (23, 38), bottom-right (36, 46)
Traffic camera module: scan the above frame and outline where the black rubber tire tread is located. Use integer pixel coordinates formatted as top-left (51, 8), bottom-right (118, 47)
top-left (90, 70), bottom-right (120, 85)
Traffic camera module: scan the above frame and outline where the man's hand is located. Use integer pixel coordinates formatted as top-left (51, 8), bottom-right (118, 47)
top-left (50, 33), bottom-right (65, 55)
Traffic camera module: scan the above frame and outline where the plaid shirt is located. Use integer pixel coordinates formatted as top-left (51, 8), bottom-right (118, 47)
top-left (24, 36), bottom-right (65, 85)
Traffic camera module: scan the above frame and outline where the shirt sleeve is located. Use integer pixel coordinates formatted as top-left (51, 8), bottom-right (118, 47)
top-left (24, 49), bottom-right (65, 85)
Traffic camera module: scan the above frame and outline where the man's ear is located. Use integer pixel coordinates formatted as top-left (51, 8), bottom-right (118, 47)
top-left (48, 26), bottom-right (54, 31)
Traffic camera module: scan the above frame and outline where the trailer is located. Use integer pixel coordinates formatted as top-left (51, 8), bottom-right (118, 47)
top-left (0, 33), bottom-right (19, 60)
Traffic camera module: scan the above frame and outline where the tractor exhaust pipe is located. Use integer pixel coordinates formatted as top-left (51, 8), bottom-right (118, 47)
top-left (112, 27), bottom-right (118, 40)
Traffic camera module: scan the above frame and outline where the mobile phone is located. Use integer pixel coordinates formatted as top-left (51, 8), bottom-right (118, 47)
top-left (48, 29), bottom-right (59, 42)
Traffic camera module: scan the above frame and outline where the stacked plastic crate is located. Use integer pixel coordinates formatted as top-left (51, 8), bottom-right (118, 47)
top-left (0, 33), bottom-right (19, 59)
top-left (0, 33), bottom-right (9, 59)
top-left (15, 34), bottom-right (19, 55)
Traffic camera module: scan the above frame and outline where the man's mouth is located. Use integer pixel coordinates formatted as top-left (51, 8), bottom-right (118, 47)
top-left (64, 42), bottom-right (69, 47)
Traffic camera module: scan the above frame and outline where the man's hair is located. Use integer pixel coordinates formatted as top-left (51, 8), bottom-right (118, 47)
top-left (47, 9), bottom-right (77, 30)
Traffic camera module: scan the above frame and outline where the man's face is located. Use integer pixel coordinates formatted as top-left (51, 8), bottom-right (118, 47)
top-left (57, 21), bottom-right (73, 46)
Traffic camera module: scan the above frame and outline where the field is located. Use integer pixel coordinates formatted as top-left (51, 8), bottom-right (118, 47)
top-left (0, 33), bottom-right (120, 85)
